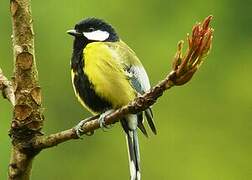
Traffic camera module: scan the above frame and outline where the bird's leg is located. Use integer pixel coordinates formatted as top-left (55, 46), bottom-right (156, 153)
top-left (98, 109), bottom-right (114, 131)
top-left (74, 115), bottom-right (99, 138)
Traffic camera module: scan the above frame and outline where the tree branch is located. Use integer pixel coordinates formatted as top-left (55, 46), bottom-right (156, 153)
top-left (33, 16), bottom-right (214, 150)
top-left (6, 0), bottom-right (213, 177)
top-left (0, 68), bottom-right (15, 106)
top-left (8, 0), bottom-right (43, 179)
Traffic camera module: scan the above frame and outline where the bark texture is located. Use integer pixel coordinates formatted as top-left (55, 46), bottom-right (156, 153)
top-left (4, 0), bottom-right (214, 178)
top-left (8, 0), bottom-right (43, 179)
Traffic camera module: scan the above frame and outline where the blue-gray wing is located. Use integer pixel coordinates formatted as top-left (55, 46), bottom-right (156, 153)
top-left (126, 65), bottom-right (150, 95)
top-left (105, 41), bottom-right (157, 135)
top-left (126, 65), bottom-right (157, 135)
top-left (119, 46), bottom-right (157, 135)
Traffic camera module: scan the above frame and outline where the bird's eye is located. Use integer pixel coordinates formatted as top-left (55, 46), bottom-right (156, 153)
top-left (88, 27), bottom-right (95, 32)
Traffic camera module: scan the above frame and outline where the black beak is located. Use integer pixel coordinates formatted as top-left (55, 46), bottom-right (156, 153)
top-left (67, 29), bottom-right (82, 37)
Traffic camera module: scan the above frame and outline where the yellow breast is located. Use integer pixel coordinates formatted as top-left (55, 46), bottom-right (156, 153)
top-left (83, 42), bottom-right (136, 108)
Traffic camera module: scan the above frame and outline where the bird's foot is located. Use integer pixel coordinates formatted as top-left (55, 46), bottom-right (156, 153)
top-left (74, 116), bottom-right (97, 138)
top-left (98, 110), bottom-right (114, 131)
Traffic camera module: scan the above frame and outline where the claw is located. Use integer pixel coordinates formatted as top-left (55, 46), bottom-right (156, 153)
top-left (98, 110), bottom-right (114, 131)
top-left (74, 119), bottom-right (94, 138)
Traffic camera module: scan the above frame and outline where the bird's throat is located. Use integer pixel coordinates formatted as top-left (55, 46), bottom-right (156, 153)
top-left (71, 38), bottom-right (87, 71)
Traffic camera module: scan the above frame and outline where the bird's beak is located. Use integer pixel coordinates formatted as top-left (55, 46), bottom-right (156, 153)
top-left (67, 29), bottom-right (82, 37)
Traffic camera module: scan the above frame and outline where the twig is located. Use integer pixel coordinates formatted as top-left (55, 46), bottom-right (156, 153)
top-left (33, 16), bottom-right (214, 150)
top-left (0, 68), bottom-right (15, 106)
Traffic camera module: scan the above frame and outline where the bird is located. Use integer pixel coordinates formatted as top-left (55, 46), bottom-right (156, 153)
top-left (67, 17), bottom-right (156, 180)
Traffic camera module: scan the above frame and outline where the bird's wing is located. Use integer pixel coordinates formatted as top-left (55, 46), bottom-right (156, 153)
top-left (105, 41), bottom-right (150, 94)
top-left (105, 41), bottom-right (157, 135)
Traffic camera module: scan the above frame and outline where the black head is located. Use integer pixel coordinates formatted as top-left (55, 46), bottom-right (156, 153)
top-left (67, 18), bottom-right (119, 43)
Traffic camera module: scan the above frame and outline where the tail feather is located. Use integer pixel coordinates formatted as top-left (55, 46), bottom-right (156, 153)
top-left (126, 130), bottom-right (141, 180)
top-left (144, 108), bottom-right (157, 135)
top-left (121, 115), bottom-right (141, 180)
top-left (137, 113), bottom-right (148, 137)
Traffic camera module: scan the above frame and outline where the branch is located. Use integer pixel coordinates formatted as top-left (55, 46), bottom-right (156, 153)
top-left (8, 0), bottom-right (43, 179)
top-left (0, 68), bottom-right (15, 105)
top-left (33, 16), bottom-right (214, 150)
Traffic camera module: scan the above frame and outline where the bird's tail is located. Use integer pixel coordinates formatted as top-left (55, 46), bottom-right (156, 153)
top-left (126, 129), bottom-right (140, 180)
top-left (121, 115), bottom-right (141, 180)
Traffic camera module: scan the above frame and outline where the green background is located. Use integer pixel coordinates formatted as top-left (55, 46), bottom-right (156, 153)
top-left (1, 0), bottom-right (252, 179)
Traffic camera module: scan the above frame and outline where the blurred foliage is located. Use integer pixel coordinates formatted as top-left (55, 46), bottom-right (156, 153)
top-left (1, 0), bottom-right (252, 179)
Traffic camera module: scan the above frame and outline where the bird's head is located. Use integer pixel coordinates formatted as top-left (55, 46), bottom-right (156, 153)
top-left (67, 18), bottom-right (119, 43)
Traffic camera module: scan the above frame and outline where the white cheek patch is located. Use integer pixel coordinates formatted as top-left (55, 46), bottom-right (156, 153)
top-left (83, 30), bottom-right (110, 41)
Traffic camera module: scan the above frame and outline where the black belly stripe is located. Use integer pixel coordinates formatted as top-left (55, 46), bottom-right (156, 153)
top-left (71, 39), bottom-right (112, 113)
top-left (73, 68), bottom-right (112, 113)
